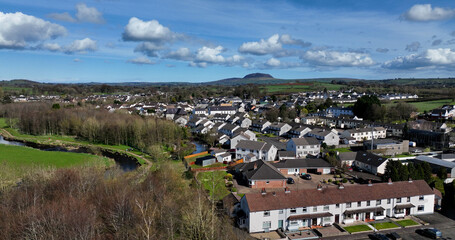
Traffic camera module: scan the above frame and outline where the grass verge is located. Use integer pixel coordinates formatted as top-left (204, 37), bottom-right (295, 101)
top-left (395, 219), bottom-right (419, 227)
top-left (344, 224), bottom-right (371, 233)
top-left (372, 222), bottom-right (399, 230)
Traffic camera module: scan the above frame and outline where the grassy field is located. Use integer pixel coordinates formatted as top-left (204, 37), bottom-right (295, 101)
top-left (335, 147), bottom-right (353, 153)
top-left (196, 171), bottom-right (231, 201)
top-left (384, 99), bottom-right (455, 112)
top-left (344, 224), bottom-right (371, 233)
top-left (372, 222), bottom-right (399, 230)
top-left (263, 82), bottom-right (343, 93)
top-left (395, 219), bottom-right (419, 227)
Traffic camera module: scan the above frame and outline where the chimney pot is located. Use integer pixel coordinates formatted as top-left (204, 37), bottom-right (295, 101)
top-left (408, 178), bottom-right (413, 183)
top-left (261, 188), bottom-right (266, 195)
top-left (368, 180), bottom-right (372, 186)
top-left (317, 184), bottom-right (322, 190)
top-left (338, 183), bottom-right (344, 189)
top-left (388, 178), bottom-right (392, 184)
top-left (285, 187), bottom-right (291, 193)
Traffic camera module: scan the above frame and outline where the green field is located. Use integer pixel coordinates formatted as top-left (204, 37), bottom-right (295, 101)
top-left (395, 219), bottom-right (419, 227)
top-left (196, 171), bottom-right (231, 201)
top-left (335, 147), bottom-right (353, 153)
top-left (385, 99), bottom-right (455, 112)
top-left (372, 222), bottom-right (399, 230)
top-left (344, 224), bottom-right (372, 233)
top-left (262, 82), bottom-right (343, 93)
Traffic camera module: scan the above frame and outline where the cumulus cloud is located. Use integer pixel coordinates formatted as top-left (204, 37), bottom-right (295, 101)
top-left (128, 56), bottom-right (155, 65)
top-left (75, 3), bottom-right (104, 24)
top-left (383, 48), bottom-right (455, 69)
top-left (302, 50), bottom-right (374, 67)
top-left (64, 38), bottom-right (97, 53)
top-left (122, 17), bottom-right (176, 43)
top-left (134, 42), bottom-right (166, 57)
top-left (48, 3), bottom-right (104, 24)
top-left (376, 48), bottom-right (389, 53)
top-left (40, 42), bottom-right (62, 51)
top-left (0, 12), bottom-right (66, 49)
top-left (403, 4), bottom-right (455, 21)
top-left (47, 12), bottom-right (76, 23)
top-left (405, 41), bottom-right (421, 52)
top-left (195, 46), bottom-right (226, 63)
top-left (265, 58), bottom-right (281, 67)
top-left (432, 39), bottom-right (443, 46)
top-left (164, 47), bottom-right (194, 61)
top-left (238, 34), bottom-right (310, 57)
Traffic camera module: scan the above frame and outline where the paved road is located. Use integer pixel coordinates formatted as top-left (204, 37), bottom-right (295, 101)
top-left (323, 213), bottom-right (455, 240)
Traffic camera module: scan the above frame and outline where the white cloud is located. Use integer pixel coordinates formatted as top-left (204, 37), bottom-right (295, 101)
top-left (64, 38), bottom-right (97, 53)
top-left (238, 34), bottom-right (282, 55)
top-left (405, 41), bottom-right (421, 52)
top-left (123, 17), bottom-right (175, 42)
top-left (40, 43), bottom-right (62, 51)
top-left (403, 4), bottom-right (455, 21)
top-left (195, 45), bottom-right (225, 63)
top-left (303, 50), bottom-right (374, 67)
top-left (75, 3), bottom-right (104, 24)
top-left (0, 12), bottom-right (66, 49)
top-left (134, 42), bottom-right (166, 57)
top-left (383, 48), bottom-right (455, 69)
top-left (128, 56), bottom-right (155, 65)
top-left (265, 58), bottom-right (281, 67)
top-left (73, 58), bottom-right (82, 62)
top-left (164, 47), bottom-right (194, 61)
top-left (47, 12), bottom-right (76, 23)
top-left (279, 34), bottom-right (311, 47)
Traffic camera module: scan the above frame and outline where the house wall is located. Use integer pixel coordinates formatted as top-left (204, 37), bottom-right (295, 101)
top-left (250, 180), bottom-right (286, 189)
top-left (243, 192), bottom-right (435, 233)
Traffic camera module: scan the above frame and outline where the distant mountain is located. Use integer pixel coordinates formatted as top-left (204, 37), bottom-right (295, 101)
top-left (0, 79), bottom-right (40, 86)
top-left (243, 73), bottom-right (274, 79)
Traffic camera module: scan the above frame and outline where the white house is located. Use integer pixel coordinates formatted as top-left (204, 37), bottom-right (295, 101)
top-left (208, 106), bottom-right (236, 115)
top-left (341, 127), bottom-right (387, 142)
top-left (236, 140), bottom-right (278, 162)
top-left (353, 151), bottom-right (389, 175)
top-left (306, 128), bottom-right (339, 146)
top-left (286, 137), bottom-right (321, 158)
top-left (239, 180), bottom-right (435, 233)
top-left (230, 131), bottom-right (257, 149)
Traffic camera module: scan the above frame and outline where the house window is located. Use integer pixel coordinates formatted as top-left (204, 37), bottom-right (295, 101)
top-left (290, 221), bottom-right (299, 226)
top-left (336, 204), bottom-right (339, 209)
top-left (387, 199), bottom-right (391, 204)
top-left (323, 217), bottom-right (331, 222)
top-left (375, 211), bottom-right (384, 216)
top-left (367, 201), bottom-right (370, 206)
top-left (418, 205), bottom-right (424, 211)
top-left (263, 221), bottom-right (271, 229)
top-left (323, 205), bottom-right (329, 211)
top-left (266, 181), bottom-right (270, 184)
top-left (264, 211), bottom-right (270, 217)
top-left (346, 203), bottom-right (351, 208)
top-left (407, 197), bottom-right (411, 202)
top-left (313, 206), bottom-right (318, 212)
top-left (419, 196), bottom-right (424, 201)
top-left (357, 201), bottom-right (361, 207)
top-left (396, 198), bottom-right (401, 203)
top-left (376, 200), bottom-right (381, 206)
top-left (302, 207), bottom-right (307, 213)
top-left (290, 208), bottom-right (296, 214)
top-left (279, 210), bottom-right (284, 214)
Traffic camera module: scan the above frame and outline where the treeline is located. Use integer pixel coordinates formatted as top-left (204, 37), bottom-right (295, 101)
top-left (0, 103), bottom-right (188, 154)
top-left (0, 165), bottom-right (250, 240)
top-left (383, 160), bottom-right (433, 183)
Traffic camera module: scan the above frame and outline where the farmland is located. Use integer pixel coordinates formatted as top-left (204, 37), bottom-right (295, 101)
top-left (262, 82), bottom-right (344, 93)
top-left (384, 98), bottom-right (455, 112)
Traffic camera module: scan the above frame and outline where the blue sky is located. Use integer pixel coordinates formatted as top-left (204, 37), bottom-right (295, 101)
top-left (0, 0), bottom-right (454, 83)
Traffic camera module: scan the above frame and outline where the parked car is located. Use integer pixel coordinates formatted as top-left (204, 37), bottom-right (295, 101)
top-left (368, 233), bottom-right (389, 240)
top-left (301, 174), bottom-right (311, 180)
top-left (416, 228), bottom-right (442, 239)
top-left (387, 232), bottom-right (402, 240)
top-left (287, 178), bottom-right (295, 184)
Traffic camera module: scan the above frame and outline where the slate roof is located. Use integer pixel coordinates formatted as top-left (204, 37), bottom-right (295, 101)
top-left (236, 140), bottom-right (274, 152)
top-left (244, 180), bottom-right (434, 212)
top-left (355, 151), bottom-right (388, 167)
top-left (290, 137), bottom-right (320, 146)
top-left (273, 158), bottom-right (332, 169)
top-left (338, 152), bottom-right (357, 161)
top-left (238, 160), bottom-right (286, 180)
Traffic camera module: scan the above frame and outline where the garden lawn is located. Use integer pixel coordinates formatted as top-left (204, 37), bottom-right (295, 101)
top-left (335, 147), bottom-right (353, 153)
top-left (344, 224), bottom-right (371, 233)
top-left (197, 171), bottom-right (230, 201)
top-left (372, 222), bottom-right (399, 230)
top-left (395, 219), bottom-right (419, 227)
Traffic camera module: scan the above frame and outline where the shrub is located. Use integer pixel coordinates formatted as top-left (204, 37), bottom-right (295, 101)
top-left (225, 173), bottom-right (233, 181)
top-left (342, 178), bottom-right (348, 183)
top-left (350, 180), bottom-right (355, 184)
top-left (328, 179), bottom-right (332, 183)
top-left (226, 181), bottom-right (233, 187)
top-left (231, 187), bottom-right (237, 192)
top-left (334, 180), bottom-right (340, 185)
top-left (322, 179), bottom-right (327, 183)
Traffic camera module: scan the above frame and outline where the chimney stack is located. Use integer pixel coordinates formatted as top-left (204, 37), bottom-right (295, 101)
top-left (254, 162), bottom-right (258, 170)
top-left (388, 178), bottom-right (392, 185)
top-left (285, 187), bottom-right (291, 193)
top-left (317, 184), bottom-right (323, 191)
top-left (408, 178), bottom-right (413, 183)
top-left (368, 180), bottom-right (372, 186)
top-left (261, 188), bottom-right (266, 195)
top-left (338, 183), bottom-right (344, 189)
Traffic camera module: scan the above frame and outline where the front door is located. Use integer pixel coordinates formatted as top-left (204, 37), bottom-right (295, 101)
top-left (405, 208), bottom-right (410, 215)
top-left (335, 214), bottom-right (340, 223)
top-left (312, 218), bottom-right (317, 226)
top-left (366, 212), bottom-right (370, 220)
top-left (278, 220), bottom-right (283, 230)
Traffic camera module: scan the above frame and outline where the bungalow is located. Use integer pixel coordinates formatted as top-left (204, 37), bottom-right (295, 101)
top-left (239, 180), bottom-right (435, 233)
top-left (286, 137), bottom-right (321, 158)
top-left (273, 158), bottom-right (333, 175)
top-left (353, 151), bottom-right (389, 175)
top-left (236, 140), bottom-right (278, 162)
top-left (235, 160), bottom-right (287, 188)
